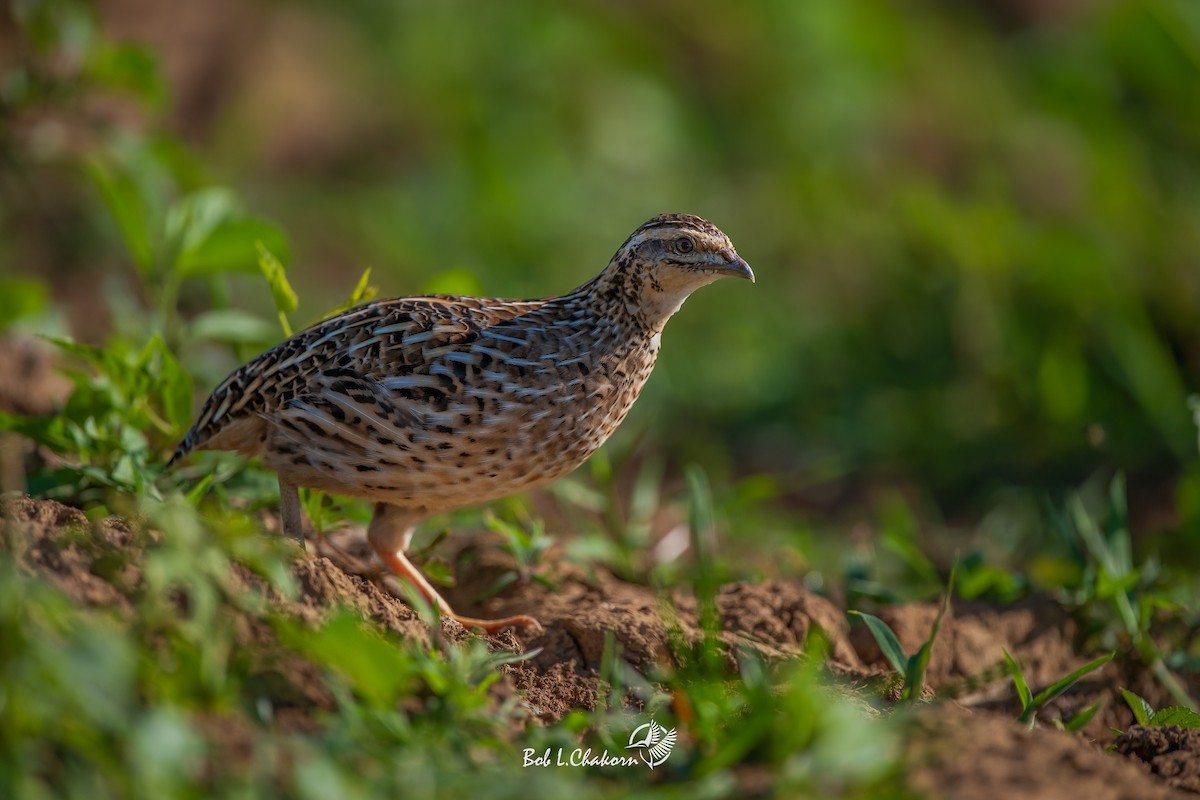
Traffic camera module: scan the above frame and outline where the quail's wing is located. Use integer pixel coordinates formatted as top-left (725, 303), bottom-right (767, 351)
top-left (169, 295), bottom-right (546, 463)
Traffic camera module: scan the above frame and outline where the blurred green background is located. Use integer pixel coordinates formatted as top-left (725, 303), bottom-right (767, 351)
top-left (3, 0), bottom-right (1199, 534)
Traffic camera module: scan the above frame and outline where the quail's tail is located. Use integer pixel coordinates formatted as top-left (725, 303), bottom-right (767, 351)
top-left (165, 428), bottom-right (199, 470)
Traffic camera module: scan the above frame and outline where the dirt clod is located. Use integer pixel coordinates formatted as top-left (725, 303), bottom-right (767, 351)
top-left (1115, 726), bottom-right (1200, 794)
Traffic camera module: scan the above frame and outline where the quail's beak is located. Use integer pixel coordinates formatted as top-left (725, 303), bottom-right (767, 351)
top-left (717, 254), bottom-right (755, 283)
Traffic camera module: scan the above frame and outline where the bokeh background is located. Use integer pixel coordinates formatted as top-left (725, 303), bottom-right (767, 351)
top-left (3, 0), bottom-right (1199, 570)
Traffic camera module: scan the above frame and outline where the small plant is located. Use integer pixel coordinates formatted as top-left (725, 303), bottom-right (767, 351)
top-left (550, 443), bottom-right (665, 580)
top-left (1121, 688), bottom-right (1200, 729)
top-left (1003, 649), bottom-right (1114, 729)
top-left (1056, 474), bottom-right (1196, 710)
top-left (279, 609), bottom-right (535, 711)
top-left (481, 510), bottom-right (556, 590)
top-left (0, 334), bottom-right (191, 500)
top-left (850, 564), bottom-right (956, 704)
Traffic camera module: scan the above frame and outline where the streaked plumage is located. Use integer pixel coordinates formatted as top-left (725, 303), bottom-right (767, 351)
top-left (170, 213), bottom-right (753, 633)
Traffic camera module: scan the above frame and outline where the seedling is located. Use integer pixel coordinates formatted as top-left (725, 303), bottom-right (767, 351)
top-left (1058, 475), bottom-right (1195, 709)
top-left (473, 510), bottom-right (557, 599)
top-left (850, 563), bottom-right (956, 704)
top-left (1003, 648), bottom-right (1114, 729)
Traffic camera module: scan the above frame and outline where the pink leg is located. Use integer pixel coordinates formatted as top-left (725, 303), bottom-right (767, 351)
top-left (367, 503), bottom-right (541, 635)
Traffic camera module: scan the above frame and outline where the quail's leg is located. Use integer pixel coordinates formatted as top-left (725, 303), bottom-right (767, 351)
top-left (367, 502), bottom-right (542, 635)
top-left (279, 480), bottom-right (380, 573)
top-left (278, 478), bottom-right (306, 548)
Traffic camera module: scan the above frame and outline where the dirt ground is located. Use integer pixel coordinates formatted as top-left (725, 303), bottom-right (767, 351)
top-left (2, 494), bottom-right (1196, 798)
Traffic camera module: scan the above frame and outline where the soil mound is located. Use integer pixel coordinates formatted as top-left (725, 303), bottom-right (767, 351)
top-left (3, 495), bottom-right (1194, 797)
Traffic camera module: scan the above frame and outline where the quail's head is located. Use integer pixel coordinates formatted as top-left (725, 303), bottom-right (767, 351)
top-left (605, 213), bottom-right (753, 327)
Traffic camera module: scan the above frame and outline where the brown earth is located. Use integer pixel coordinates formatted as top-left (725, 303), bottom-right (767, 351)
top-left (2, 495), bottom-right (1196, 797)
top-left (910, 707), bottom-right (1186, 800)
top-left (1116, 726), bottom-right (1200, 794)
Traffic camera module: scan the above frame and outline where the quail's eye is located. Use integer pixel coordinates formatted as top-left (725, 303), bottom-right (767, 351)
top-left (674, 236), bottom-right (694, 254)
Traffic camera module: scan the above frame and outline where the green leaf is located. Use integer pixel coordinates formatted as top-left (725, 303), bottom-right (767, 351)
top-left (0, 278), bottom-right (49, 329)
top-left (184, 470), bottom-right (216, 505)
top-left (85, 156), bottom-right (153, 273)
top-left (422, 557), bottom-right (457, 588)
top-left (348, 267), bottom-right (377, 305)
top-left (850, 611), bottom-right (908, 676)
top-left (284, 613), bottom-right (411, 707)
top-left (257, 243), bottom-right (297, 336)
top-left (1149, 707), bottom-right (1200, 728)
top-left (85, 42), bottom-right (164, 105)
top-left (1004, 649), bottom-right (1032, 710)
top-left (188, 309), bottom-right (279, 346)
top-left (902, 564), bottom-right (954, 703)
top-left (1022, 652), bottom-right (1115, 723)
top-left (1121, 688), bottom-right (1154, 726)
top-left (178, 218), bottom-right (289, 277)
top-left (879, 495), bottom-right (940, 589)
top-left (42, 335), bottom-right (114, 373)
top-left (322, 268), bottom-right (378, 320)
top-left (1065, 697), bottom-right (1106, 732)
top-left (151, 336), bottom-right (193, 431)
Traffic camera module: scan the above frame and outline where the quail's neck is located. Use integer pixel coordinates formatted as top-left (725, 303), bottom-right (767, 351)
top-left (566, 258), bottom-right (673, 337)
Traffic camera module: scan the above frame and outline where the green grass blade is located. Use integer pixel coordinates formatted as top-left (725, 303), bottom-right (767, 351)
top-left (1071, 495), bottom-right (1115, 576)
top-left (1028, 652), bottom-right (1115, 710)
top-left (1003, 648), bottom-right (1032, 710)
top-left (184, 470), bottom-right (216, 505)
top-left (902, 641), bottom-right (931, 703)
top-left (901, 563), bottom-right (955, 702)
top-left (1065, 697), bottom-right (1106, 732)
top-left (850, 611), bottom-right (908, 676)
